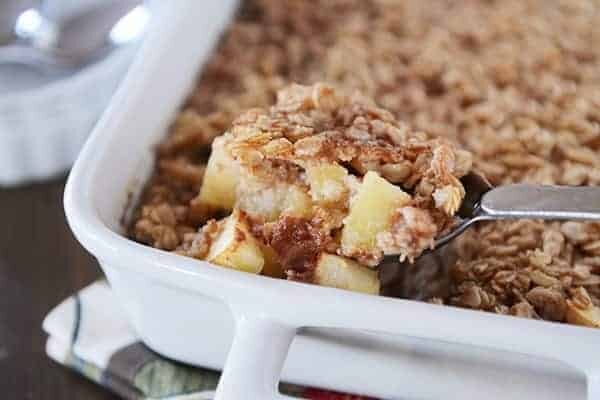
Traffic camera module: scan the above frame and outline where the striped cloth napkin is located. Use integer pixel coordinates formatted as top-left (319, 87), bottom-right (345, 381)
top-left (43, 281), bottom-right (374, 400)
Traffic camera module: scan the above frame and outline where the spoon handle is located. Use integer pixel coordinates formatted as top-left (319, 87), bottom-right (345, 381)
top-left (479, 184), bottom-right (600, 221)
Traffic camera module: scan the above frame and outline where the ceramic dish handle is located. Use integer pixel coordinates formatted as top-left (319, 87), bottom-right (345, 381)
top-left (215, 314), bottom-right (299, 400)
top-left (214, 303), bottom-right (600, 400)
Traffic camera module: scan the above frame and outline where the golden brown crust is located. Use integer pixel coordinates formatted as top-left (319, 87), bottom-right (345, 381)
top-left (267, 216), bottom-right (329, 281)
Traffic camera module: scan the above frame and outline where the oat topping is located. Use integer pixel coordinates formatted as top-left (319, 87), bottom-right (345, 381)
top-left (188, 83), bottom-right (468, 274)
top-left (130, 0), bottom-right (600, 327)
top-left (445, 221), bottom-right (600, 324)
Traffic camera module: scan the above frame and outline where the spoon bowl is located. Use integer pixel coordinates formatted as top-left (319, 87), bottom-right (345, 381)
top-left (0, 0), bottom-right (148, 70)
top-left (381, 171), bottom-right (600, 268)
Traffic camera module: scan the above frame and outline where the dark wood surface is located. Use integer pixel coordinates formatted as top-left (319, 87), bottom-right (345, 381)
top-left (0, 177), bottom-right (117, 399)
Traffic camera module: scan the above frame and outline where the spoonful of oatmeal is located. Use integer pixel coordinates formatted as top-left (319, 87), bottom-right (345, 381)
top-left (382, 171), bottom-right (600, 265)
top-left (378, 171), bottom-right (600, 296)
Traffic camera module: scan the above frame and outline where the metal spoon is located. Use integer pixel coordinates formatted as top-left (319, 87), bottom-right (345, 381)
top-left (0, 0), bottom-right (148, 70)
top-left (379, 172), bottom-right (600, 293)
top-left (383, 172), bottom-right (600, 264)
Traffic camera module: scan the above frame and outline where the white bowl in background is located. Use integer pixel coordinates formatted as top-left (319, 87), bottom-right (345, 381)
top-left (0, 0), bottom-right (141, 187)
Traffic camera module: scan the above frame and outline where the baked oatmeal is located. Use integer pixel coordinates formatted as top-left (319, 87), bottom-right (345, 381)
top-left (130, 0), bottom-right (600, 327)
top-left (139, 83), bottom-right (470, 293)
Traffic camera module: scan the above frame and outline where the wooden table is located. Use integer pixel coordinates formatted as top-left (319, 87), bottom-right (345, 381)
top-left (0, 177), bottom-right (117, 399)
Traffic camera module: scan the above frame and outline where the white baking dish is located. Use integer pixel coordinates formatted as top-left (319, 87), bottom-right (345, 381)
top-left (63, 2), bottom-right (600, 399)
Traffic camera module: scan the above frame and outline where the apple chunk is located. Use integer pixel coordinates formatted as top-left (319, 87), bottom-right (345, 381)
top-left (340, 171), bottom-right (411, 261)
top-left (566, 302), bottom-right (600, 328)
top-left (206, 210), bottom-right (264, 274)
top-left (314, 253), bottom-right (380, 294)
top-left (305, 163), bottom-right (348, 203)
top-left (194, 136), bottom-right (239, 212)
top-left (236, 178), bottom-right (312, 222)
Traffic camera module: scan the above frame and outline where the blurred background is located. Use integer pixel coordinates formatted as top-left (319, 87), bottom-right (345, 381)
top-left (0, 0), bottom-right (149, 397)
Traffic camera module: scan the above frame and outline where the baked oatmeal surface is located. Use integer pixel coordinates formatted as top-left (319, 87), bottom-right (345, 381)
top-left (131, 0), bottom-right (600, 326)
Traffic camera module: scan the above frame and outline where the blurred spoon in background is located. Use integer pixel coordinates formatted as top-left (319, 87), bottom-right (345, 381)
top-left (0, 0), bottom-right (149, 71)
